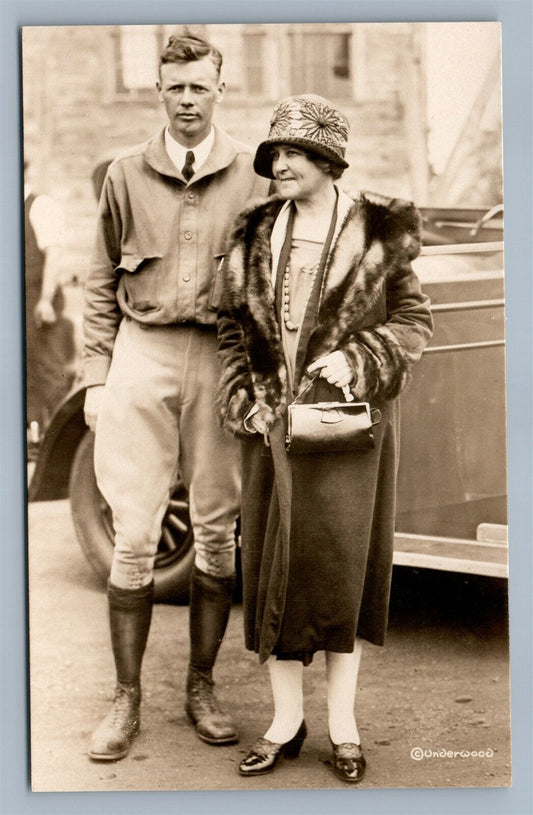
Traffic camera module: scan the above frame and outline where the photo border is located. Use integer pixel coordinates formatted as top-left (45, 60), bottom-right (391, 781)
top-left (2, 1), bottom-right (531, 814)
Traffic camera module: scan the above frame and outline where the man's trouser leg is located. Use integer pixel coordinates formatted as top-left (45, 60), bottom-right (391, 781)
top-left (90, 321), bottom-right (241, 749)
top-left (177, 328), bottom-right (241, 744)
top-left (89, 319), bottom-right (183, 759)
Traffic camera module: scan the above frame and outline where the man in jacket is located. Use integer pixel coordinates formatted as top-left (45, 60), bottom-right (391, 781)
top-left (83, 32), bottom-right (267, 761)
top-left (24, 160), bottom-right (75, 453)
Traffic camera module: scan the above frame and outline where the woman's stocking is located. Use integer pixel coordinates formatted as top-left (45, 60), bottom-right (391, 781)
top-left (326, 639), bottom-right (363, 744)
top-left (263, 656), bottom-right (304, 743)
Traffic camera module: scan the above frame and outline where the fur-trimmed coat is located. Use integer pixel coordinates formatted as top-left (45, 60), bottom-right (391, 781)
top-left (217, 189), bottom-right (433, 663)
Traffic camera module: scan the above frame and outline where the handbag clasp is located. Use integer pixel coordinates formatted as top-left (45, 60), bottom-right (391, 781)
top-left (320, 408), bottom-right (342, 424)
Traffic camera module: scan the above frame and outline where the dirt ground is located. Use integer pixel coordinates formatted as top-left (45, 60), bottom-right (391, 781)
top-left (27, 499), bottom-right (511, 793)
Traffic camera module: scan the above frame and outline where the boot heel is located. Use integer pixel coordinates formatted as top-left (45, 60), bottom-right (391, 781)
top-left (280, 720), bottom-right (307, 759)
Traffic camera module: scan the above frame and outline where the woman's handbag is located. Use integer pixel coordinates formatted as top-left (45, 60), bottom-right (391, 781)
top-left (286, 377), bottom-right (381, 455)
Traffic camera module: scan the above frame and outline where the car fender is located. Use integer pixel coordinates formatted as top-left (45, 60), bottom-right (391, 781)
top-left (28, 385), bottom-right (89, 502)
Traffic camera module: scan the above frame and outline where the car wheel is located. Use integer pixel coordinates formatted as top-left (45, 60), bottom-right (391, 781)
top-left (69, 430), bottom-right (194, 603)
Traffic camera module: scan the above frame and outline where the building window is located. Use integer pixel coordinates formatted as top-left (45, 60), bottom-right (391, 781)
top-left (289, 31), bottom-right (352, 98)
top-left (112, 26), bottom-right (165, 97)
top-left (242, 31), bottom-right (266, 95)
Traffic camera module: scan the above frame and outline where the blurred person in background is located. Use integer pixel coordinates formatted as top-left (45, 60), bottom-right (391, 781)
top-left (216, 94), bottom-right (433, 783)
top-left (24, 159), bottom-right (75, 456)
top-left (83, 32), bottom-right (267, 761)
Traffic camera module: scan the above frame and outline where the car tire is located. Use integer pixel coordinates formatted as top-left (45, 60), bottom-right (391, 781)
top-left (69, 430), bottom-right (194, 603)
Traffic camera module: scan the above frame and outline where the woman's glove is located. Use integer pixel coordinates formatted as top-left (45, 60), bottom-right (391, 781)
top-left (307, 351), bottom-right (354, 389)
top-left (243, 402), bottom-right (273, 445)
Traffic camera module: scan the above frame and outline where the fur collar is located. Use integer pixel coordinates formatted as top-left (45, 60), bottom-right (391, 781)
top-left (223, 189), bottom-right (421, 407)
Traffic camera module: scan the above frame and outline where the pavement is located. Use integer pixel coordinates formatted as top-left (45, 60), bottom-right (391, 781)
top-left (28, 498), bottom-right (511, 793)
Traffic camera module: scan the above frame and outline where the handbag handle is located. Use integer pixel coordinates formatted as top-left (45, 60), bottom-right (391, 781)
top-left (294, 374), bottom-right (381, 426)
top-left (294, 372), bottom-right (356, 405)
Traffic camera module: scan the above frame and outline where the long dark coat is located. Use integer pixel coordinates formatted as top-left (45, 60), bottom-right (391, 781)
top-left (216, 189), bottom-right (433, 663)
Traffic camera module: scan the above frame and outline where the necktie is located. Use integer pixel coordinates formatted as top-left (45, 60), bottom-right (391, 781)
top-left (182, 150), bottom-right (195, 182)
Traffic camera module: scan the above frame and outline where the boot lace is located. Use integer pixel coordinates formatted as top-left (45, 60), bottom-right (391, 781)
top-left (111, 686), bottom-right (138, 726)
top-left (189, 675), bottom-right (220, 715)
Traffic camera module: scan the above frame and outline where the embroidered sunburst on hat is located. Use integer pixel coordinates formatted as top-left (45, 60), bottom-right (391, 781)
top-left (254, 94), bottom-right (350, 179)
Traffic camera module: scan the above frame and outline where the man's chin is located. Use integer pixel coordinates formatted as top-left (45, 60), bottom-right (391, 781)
top-left (170, 121), bottom-right (208, 146)
top-left (176, 122), bottom-right (199, 135)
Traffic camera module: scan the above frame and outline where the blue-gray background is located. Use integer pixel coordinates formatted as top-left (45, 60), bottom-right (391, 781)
top-left (1, 1), bottom-right (531, 814)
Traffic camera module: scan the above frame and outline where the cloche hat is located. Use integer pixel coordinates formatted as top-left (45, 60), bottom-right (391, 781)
top-left (254, 94), bottom-right (350, 179)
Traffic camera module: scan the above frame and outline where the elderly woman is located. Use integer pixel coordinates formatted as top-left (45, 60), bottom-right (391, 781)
top-left (216, 94), bottom-right (433, 783)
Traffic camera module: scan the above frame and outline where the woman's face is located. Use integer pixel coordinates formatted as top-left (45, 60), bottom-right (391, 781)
top-left (271, 145), bottom-right (331, 202)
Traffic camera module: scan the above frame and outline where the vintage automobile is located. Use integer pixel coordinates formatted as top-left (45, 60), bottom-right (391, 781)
top-left (28, 204), bottom-right (507, 602)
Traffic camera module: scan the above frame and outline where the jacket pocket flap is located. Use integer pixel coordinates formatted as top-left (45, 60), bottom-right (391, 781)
top-left (116, 255), bottom-right (162, 273)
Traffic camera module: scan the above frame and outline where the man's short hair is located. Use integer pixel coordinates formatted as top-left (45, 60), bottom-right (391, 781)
top-left (160, 33), bottom-right (223, 77)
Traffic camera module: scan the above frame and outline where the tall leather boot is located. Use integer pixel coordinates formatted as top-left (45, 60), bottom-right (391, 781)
top-left (185, 565), bottom-right (238, 744)
top-left (88, 580), bottom-right (154, 761)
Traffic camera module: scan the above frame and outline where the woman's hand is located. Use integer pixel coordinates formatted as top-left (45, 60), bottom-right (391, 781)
top-left (243, 402), bottom-right (273, 446)
top-left (248, 411), bottom-right (269, 435)
top-left (243, 402), bottom-right (273, 435)
top-left (307, 351), bottom-right (354, 389)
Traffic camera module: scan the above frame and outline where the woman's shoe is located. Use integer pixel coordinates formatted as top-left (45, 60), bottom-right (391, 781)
top-left (239, 720), bottom-right (307, 776)
top-left (330, 740), bottom-right (366, 783)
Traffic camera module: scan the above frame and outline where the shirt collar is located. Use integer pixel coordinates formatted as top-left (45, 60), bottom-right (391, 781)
top-left (164, 126), bottom-right (215, 177)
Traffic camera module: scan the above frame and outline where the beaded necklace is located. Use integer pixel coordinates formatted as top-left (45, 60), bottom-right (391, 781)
top-left (275, 194), bottom-right (339, 339)
top-left (282, 257), bottom-right (321, 331)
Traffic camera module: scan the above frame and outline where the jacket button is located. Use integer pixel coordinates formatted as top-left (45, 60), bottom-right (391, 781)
top-left (183, 274), bottom-right (191, 282)
top-left (184, 231), bottom-right (192, 240)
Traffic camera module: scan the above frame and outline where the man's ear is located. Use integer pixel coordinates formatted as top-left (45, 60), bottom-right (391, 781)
top-left (156, 81), bottom-right (163, 102)
top-left (216, 81), bottom-right (226, 104)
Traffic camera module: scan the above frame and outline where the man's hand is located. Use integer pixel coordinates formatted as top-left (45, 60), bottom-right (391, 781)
top-left (307, 351), bottom-right (353, 389)
top-left (84, 385), bottom-right (106, 432)
top-left (33, 299), bottom-right (57, 327)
